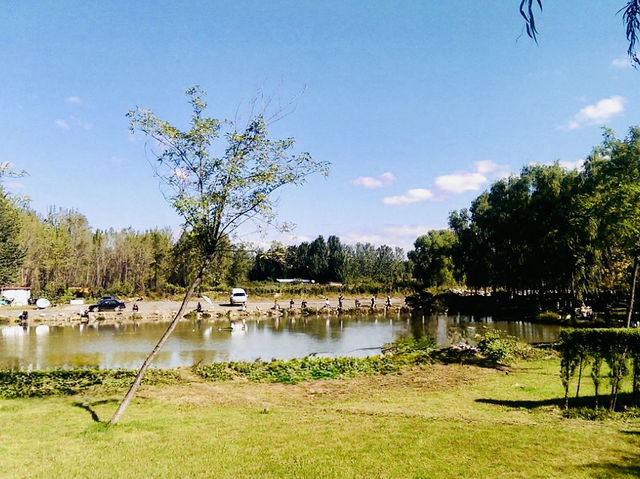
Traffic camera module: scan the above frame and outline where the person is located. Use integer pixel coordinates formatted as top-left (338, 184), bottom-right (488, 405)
top-left (241, 302), bottom-right (247, 311)
top-left (289, 299), bottom-right (295, 309)
top-left (324, 298), bottom-right (330, 309)
top-left (338, 294), bottom-right (344, 309)
top-left (371, 295), bottom-right (376, 308)
top-left (301, 299), bottom-right (308, 309)
top-left (132, 303), bottom-right (139, 312)
top-left (196, 302), bottom-right (203, 313)
top-left (355, 298), bottom-right (361, 308)
top-left (386, 296), bottom-right (391, 308)
top-left (18, 310), bottom-right (28, 322)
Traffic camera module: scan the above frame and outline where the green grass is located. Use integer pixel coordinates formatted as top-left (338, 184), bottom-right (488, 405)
top-left (1, 358), bottom-right (639, 478)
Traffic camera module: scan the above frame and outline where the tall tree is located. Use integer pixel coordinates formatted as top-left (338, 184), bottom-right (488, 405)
top-left (581, 127), bottom-right (640, 326)
top-left (409, 230), bottom-right (457, 289)
top-left (109, 86), bottom-right (328, 424)
top-left (0, 190), bottom-right (24, 285)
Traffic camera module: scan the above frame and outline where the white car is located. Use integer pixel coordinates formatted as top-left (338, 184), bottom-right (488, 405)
top-left (230, 288), bottom-right (248, 305)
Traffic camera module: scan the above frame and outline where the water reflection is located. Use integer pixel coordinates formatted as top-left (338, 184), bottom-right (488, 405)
top-left (0, 312), bottom-right (562, 370)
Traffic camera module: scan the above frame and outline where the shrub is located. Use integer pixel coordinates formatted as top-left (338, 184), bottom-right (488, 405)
top-left (538, 311), bottom-right (561, 322)
top-left (476, 330), bottom-right (536, 363)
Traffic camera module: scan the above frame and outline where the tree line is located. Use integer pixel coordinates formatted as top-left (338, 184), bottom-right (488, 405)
top-left (0, 197), bottom-right (410, 298)
top-left (250, 235), bottom-right (410, 287)
top-left (409, 127), bottom-right (640, 321)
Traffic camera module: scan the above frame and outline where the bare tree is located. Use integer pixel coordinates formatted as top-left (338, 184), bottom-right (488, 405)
top-left (109, 86), bottom-right (328, 424)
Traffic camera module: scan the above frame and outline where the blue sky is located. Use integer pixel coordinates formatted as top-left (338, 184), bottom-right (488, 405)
top-left (1, 1), bottom-right (638, 251)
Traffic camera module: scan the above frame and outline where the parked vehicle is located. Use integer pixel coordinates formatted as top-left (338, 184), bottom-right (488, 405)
top-left (88, 296), bottom-right (125, 312)
top-left (230, 288), bottom-right (248, 305)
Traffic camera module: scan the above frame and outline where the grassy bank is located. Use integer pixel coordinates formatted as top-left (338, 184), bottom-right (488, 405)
top-left (1, 357), bottom-right (639, 478)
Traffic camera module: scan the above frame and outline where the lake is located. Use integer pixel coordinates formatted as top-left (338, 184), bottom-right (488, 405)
top-left (0, 312), bottom-right (562, 370)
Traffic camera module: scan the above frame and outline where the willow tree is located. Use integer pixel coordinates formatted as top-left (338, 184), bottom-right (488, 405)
top-left (110, 86), bottom-right (328, 424)
top-left (519, 0), bottom-right (640, 66)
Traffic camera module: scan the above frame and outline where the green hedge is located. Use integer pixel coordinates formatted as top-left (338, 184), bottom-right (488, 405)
top-left (559, 328), bottom-right (640, 411)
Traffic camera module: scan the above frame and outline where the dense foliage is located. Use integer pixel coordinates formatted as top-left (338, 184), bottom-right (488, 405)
top-left (250, 235), bottom-right (409, 289)
top-left (409, 127), bottom-right (640, 318)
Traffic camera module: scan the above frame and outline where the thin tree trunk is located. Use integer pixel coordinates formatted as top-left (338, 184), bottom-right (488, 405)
top-left (109, 255), bottom-right (213, 425)
top-left (633, 357), bottom-right (639, 408)
top-left (575, 356), bottom-right (583, 400)
top-left (627, 255), bottom-right (639, 328)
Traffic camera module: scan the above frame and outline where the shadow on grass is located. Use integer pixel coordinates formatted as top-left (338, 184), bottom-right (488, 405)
top-left (72, 399), bottom-right (118, 423)
top-left (580, 453), bottom-right (640, 477)
top-left (477, 392), bottom-right (639, 411)
top-left (476, 397), bottom-right (562, 409)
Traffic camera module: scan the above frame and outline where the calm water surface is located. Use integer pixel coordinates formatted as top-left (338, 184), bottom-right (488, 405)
top-left (0, 312), bottom-right (561, 370)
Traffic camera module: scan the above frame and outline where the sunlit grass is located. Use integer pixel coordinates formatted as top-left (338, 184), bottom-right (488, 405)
top-left (1, 359), bottom-right (639, 478)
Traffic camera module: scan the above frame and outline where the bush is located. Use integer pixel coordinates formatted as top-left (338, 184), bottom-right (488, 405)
top-left (476, 330), bottom-right (536, 363)
top-left (538, 311), bottom-right (561, 322)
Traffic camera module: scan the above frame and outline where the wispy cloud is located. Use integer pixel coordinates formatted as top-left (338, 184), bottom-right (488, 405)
top-left (532, 158), bottom-right (586, 171)
top-left (612, 57), bottom-right (632, 69)
top-left (55, 119), bottom-right (70, 129)
top-left (383, 188), bottom-right (433, 205)
top-left (342, 224), bottom-right (433, 250)
top-left (564, 96), bottom-right (625, 130)
top-left (70, 115), bottom-right (92, 130)
top-left (350, 171), bottom-right (395, 189)
top-left (383, 161), bottom-right (507, 206)
top-left (107, 156), bottom-right (127, 163)
top-left (3, 182), bottom-right (24, 189)
top-left (65, 96), bottom-right (82, 104)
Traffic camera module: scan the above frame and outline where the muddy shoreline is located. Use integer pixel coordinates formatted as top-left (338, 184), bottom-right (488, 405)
top-left (0, 296), bottom-right (409, 327)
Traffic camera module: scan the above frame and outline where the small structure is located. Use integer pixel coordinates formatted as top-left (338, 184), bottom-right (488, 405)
top-left (1, 286), bottom-right (31, 306)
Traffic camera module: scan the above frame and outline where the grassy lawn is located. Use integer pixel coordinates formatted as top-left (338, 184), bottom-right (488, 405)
top-left (1, 359), bottom-right (639, 478)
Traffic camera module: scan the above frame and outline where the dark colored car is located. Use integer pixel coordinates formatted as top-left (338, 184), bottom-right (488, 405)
top-left (88, 296), bottom-right (125, 312)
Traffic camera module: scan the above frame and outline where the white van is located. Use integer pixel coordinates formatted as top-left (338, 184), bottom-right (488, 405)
top-left (230, 288), bottom-right (248, 305)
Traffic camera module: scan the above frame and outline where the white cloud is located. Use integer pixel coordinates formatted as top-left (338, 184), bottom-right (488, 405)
top-left (65, 96), bottom-right (82, 104)
top-left (382, 160), bottom-right (508, 207)
top-left (381, 225), bottom-right (431, 237)
top-left (342, 224), bottom-right (433, 250)
top-left (350, 171), bottom-right (395, 189)
top-left (383, 188), bottom-right (433, 205)
top-left (434, 171), bottom-right (487, 194)
top-left (474, 160), bottom-right (499, 174)
top-left (3, 182), bottom-right (24, 189)
top-left (55, 119), bottom-right (70, 129)
top-left (557, 159), bottom-right (585, 170)
top-left (565, 96), bottom-right (625, 130)
top-left (612, 57), bottom-right (632, 69)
